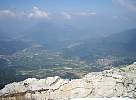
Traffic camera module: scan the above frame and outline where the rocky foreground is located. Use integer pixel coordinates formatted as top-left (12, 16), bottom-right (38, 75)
top-left (0, 63), bottom-right (136, 100)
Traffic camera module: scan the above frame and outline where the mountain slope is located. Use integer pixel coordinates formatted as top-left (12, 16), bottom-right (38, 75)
top-left (63, 28), bottom-right (136, 66)
top-left (0, 63), bottom-right (136, 100)
top-left (0, 39), bottom-right (31, 55)
top-left (19, 22), bottom-right (99, 50)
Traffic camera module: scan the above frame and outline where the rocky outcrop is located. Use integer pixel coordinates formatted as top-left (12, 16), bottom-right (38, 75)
top-left (0, 63), bottom-right (136, 100)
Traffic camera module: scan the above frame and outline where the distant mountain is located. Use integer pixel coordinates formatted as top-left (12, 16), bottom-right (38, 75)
top-left (0, 32), bottom-right (11, 40)
top-left (19, 22), bottom-right (98, 50)
top-left (20, 22), bottom-right (75, 50)
top-left (0, 21), bottom-right (103, 52)
top-left (105, 28), bottom-right (136, 54)
top-left (63, 28), bottom-right (136, 66)
top-left (0, 39), bottom-right (31, 55)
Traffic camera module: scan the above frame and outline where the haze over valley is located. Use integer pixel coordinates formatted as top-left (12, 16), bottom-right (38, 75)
top-left (0, 0), bottom-right (136, 99)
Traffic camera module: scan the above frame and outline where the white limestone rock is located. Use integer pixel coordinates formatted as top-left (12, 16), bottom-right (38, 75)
top-left (0, 63), bottom-right (136, 100)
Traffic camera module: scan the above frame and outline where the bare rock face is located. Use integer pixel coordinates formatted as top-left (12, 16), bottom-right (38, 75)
top-left (0, 63), bottom-right (136, 100)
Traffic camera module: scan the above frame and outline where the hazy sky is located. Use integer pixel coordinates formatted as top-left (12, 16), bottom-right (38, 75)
top-left (0, 0), bottom-right (136, 35)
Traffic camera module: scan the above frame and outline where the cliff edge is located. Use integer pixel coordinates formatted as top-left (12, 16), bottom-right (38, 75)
top-left (0, 63), bottom-right (136, 100)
